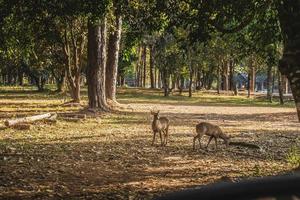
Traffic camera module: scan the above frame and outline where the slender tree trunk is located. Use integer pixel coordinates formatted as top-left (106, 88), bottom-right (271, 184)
top-left (250, 62), bottom-right (256, 93)
top-left (86, 19), bottom-right (109, 111)
top-left (223, 61), bottom-right (229, 91)
top-left (158, 70), bottom-right (162, 88)
top-left (162, 69), bottom-right (169, 97)
top-left (105, 14), bottom-right (122, 104)
top-left (278, 70), bottom-right (284, 105)
top-left (189, 66), bottom-right (193, 97)
top-left (217, 66), bottom-right (221, 94)
top-left (267, 64), bottom-right (273, 102)
top-left (149, 45), bottom-right (155, 89)
top-left (247, 72), bottom-right (251, 98)
top-left (229, 59), bottom-right (234, 91)
top-left (142, 45), bottom-right (147, 88)
top-left (136, 46), bottom-right (141, 87)
top-left (154, 66), bottom-right (157, 88)
top-left (179, 75), bottom-right (184, 95)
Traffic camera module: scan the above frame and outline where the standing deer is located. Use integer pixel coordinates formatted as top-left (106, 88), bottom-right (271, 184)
top-left (151, 110), bottom-right (170, 146)
top-left (193, 122), bottom-right (230, 150)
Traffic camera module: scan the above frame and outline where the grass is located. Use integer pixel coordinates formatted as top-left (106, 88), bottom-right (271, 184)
top-left (0, 85), bottom-right (299, 199)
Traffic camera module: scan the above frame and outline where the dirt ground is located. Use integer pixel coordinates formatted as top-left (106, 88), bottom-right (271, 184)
top-left (0, 88), bottom-right (299, 199)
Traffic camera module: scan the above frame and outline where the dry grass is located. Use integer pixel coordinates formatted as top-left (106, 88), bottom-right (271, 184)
top-left (0, 86), bottom-right (299, 199)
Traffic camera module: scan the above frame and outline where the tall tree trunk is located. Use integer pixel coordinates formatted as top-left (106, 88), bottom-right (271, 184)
top-left (162, 69), bottom-right (169, 97)
top-left (149, 45), bottom-right (155, 89)
top-left (217, 66), bottom-right (221, 94)
top-left (278, 70), bottom-right (284, 105)
top-left (142, 45), bottom-right (147, 88)
top-left (179, 75), bottom-right (184, 95)
top-left (86, 19), bottom-right (109, 111)
top-left (189, 66), bottom-right (193, 97)
top-left (105, 14), bottom-right (122, 104)
top-left (229, 59), bottom-right (234, 91)
top-left (267, 64), bottom-right (273, 102)
top-left (247, 72), bottom-right (251, 98)
top-left (154, 66), bottom-right (157, 88)
top-left (223, 61), bottom-right (229, 91)
top-left (158, 70), bottom-right (162, 88)
top-left (278, 1), bottom-right (300, 121)
top-left (136, 46), bottom-right (141, 87)
top-left (249, 59), bottom-right (256, 94)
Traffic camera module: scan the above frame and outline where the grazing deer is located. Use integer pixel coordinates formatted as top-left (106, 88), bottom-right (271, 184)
top-left (151, 110), bottom-right (170, 146)
top-left (193, 122), bottom-right (230, 150)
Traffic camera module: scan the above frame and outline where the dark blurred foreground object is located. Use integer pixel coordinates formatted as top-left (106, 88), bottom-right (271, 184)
top-left (156, 174), bottom-right (300, 200)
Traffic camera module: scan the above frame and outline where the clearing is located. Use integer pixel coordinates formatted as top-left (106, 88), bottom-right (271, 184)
top-left (0, 87), bottom-right (299, 199)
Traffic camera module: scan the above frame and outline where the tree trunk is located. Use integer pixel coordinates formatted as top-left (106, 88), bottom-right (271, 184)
top-left (217, 66), bottom-right (221, 94)
top-left (105, 14), bottom-right (122, 104)
top-left (278, 1), bottom-right (300, 121)
top-left (229, 59), bottom-right (234, 91)
top-left (248, 58), bottom-right (256, 95)
top-left (162, 69), bottom-right (169, 97)
top-left (247, 72), bottom-right (251, 98)
top-left (142, 45), bottom-right (147, 88)
top-left (86, 19), bottom-right (109, 111)
top-left (179, 75), bottom-right (184, 95)
top-left (278, 70), bottom-right (284, 105)
top-left (267, 64), bottom-right (273, 102)
top-left (189, 66), bottom-right (193, 97)
top-left (223, 61), bottom-right (229, 91)
top-left (158, 70), bottom-right (162, 88)
top-left (149, 45), bottom-right (155, 89)
top-left (154, 65), bottom-right (157, 88)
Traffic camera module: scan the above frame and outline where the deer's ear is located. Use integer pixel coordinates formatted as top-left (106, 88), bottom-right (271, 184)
top-left (157, 110), bottom-right (160, 114)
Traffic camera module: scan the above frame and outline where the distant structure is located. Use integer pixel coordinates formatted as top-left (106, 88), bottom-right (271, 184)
top-left (235, 73), bottom-right (291, 94)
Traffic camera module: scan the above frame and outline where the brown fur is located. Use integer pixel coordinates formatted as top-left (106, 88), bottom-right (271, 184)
top-left (151, 110), bottom-right (170, 146)
top-left (193, 122), bottom-right (230, 150)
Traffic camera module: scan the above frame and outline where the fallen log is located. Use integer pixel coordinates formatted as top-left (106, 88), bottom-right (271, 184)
top-left (4, 113), bottom-right (53, 127)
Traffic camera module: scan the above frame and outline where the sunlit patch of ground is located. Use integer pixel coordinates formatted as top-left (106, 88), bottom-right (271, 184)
top-left (0, 86), bottom-right (299, 199)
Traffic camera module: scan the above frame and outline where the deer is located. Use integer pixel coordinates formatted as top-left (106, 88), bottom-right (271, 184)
top-left (193, 122), bottom-right (230, 150)
top-left (150, 110), bottom-right (170, 146)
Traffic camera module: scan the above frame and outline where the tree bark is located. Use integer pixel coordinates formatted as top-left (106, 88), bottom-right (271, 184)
top-left (249, 59), bottom-right (256, 93)
top-left (86, 19), bottom-right (109, 111)
top-left (223, 60), bottom-right (229, 91)
top-left (278, 1), bottom-right (300, 121)
top-left (229, 59), bottom-right (234, 91)
top-left (278, 70), bottom-right (284, 105)
top-left (267, 64), bottom-right (273, 102)
top-left (217, 66), bottom-right (221, 94)
top-left (142, 45), bottom-right (147, 88)
top-left (106, 14), bottom-right (122, 103)
top-left (150, 45), bottom-right (155, 89)
top-left (162, 69), bottom-right (169, 97)
top-left (189, 66), bottom-right (193, 97)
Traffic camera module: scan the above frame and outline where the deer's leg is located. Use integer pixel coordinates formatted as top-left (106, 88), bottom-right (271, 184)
top-left (214, 137), bottom-right (218, 150)
top-left (152, 131), bottom-right (156, 146)
top-left (193, 136), bottom-right (197, 150)
top-left (164, 127), bottom-right (169, 146)
top-left (206, 136), bottom-right (214, 149)
top-left (159, 131), bottom-right (163, 146)
top-left (198, 135), bottom-right (203, 149)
